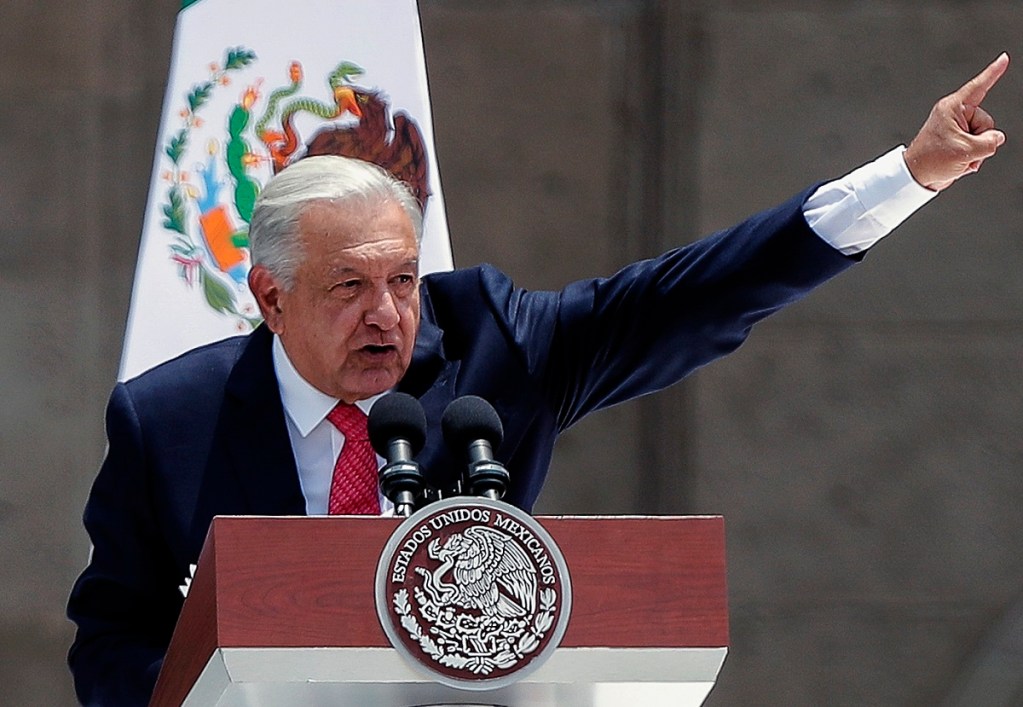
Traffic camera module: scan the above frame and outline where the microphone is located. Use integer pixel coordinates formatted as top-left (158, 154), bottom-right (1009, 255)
top-left (441, 395), bottom-right (510, 501)
top-left (368, 393), bottom-right (428, 517)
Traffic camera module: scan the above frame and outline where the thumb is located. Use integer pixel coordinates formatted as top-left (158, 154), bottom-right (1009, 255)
top-left (973, 129), bottom-right (1007, 157)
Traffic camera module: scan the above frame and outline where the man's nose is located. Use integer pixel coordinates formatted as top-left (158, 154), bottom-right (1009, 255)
top-left (364, 288), bottom-right (400, 330)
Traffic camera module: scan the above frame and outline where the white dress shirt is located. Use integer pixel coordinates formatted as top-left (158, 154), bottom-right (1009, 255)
top-left (805, 146), bottom-right (937, 254)
top-left (271, 146), bottom-right (937, 514)
top-left (272, 335), bottom-right (394, 515)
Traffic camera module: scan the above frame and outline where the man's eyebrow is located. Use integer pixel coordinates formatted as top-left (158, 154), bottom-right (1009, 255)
top-left (327, 260), bottom-right (420, 278)
top-left (388, 260), bottom-right (420, 275)
top-left (328, 266), bottom-right (364, 279)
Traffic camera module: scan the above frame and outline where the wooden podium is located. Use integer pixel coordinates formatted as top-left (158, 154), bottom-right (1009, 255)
top-left (150, 515), bottom-right (728, 706)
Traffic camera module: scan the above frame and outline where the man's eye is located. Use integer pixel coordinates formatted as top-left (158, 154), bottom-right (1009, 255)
top-left (395, 274), bottom-right (415, 285)
top-left (330, 279), bottom-right (362, 294)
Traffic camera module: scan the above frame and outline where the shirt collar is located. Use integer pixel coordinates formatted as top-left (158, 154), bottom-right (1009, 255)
top-left (271, 335), bottom-right (380, 437)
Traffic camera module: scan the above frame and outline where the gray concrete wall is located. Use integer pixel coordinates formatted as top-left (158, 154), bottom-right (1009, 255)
top-left (1, 1), bottom-right (1021, 705)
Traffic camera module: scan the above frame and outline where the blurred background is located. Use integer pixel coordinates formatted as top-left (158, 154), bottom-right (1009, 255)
top-left (2, 1), bottom-right (1022, 705)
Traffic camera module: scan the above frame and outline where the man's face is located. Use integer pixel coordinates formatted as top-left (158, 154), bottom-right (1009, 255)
top-left (250, 198), bottom-right (421, 402)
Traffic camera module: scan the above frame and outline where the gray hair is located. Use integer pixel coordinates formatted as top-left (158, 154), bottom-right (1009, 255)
top-left (248, 156), bottom-right (423, 289)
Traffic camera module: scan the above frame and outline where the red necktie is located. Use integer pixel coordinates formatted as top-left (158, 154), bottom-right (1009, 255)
top-left (325, 403), bottom-right (381, 515)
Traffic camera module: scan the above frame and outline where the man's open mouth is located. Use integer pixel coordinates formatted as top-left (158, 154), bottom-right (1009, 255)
top-left (361, 344), bottom-right (397, 355)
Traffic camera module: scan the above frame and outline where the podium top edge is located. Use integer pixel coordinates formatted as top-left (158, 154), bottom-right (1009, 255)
top-left (209, 514), bottom-right (725, 521)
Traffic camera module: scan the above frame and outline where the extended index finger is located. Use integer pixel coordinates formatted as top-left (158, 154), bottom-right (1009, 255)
top-left (954, 52), bottom-right (1010, 106)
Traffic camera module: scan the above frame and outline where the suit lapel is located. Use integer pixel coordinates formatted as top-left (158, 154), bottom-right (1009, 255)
top-left (398, 314), bottom-right (466, 493)
top-left (398, 315), bottom-right (446, 398)
top-left (222, 326), bottom-right (307, 516)
top-left (399, 315), bottom-right (456, 458)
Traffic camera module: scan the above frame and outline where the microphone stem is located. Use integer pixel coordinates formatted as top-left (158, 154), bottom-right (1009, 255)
top-left (389, 439), bottom-right (414, 462)
top-left (394, 490), bottom-right (416, 517)
top-left (467, 440), bottom-right (493, 464)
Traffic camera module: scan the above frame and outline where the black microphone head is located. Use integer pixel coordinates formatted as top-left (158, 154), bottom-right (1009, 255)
top-left (367, 393), bottom-right (427, 456)
top-left (441, 395), bottom-right (504, 449)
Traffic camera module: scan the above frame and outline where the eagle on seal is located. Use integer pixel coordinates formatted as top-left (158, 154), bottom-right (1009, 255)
top-left (416, 526), bottom-right (537, 619)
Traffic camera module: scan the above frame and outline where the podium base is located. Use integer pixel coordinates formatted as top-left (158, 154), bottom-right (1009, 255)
top-left (184, 646), bottom-right (727, 706)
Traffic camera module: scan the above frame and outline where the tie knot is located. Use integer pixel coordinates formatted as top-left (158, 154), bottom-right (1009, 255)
top-left (327, 403), bottom-right (369, 441)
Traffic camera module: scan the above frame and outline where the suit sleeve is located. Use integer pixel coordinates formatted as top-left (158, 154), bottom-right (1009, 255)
top-left (67, 383), bottom-right (183, 706)
top-left (488, 188), bottom-right (861, 430)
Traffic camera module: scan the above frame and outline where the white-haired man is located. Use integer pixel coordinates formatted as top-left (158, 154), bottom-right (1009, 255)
top-left (68, 55), bottom-right (1008, 705)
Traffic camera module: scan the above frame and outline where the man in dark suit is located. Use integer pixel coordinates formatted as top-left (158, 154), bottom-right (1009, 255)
top-left (67, 55), bottom-right (1008, 705)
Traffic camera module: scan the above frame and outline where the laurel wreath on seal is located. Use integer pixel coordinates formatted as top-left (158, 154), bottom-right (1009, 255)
top-left (392, 586), bottom-right (558, 675)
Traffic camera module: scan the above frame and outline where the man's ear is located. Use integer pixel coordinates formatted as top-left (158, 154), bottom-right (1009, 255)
top-left (248, 265), bottom-right (285, 333)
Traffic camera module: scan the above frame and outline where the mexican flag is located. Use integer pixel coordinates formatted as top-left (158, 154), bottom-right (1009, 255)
top-left (119, 0), bottom-right (451, 380)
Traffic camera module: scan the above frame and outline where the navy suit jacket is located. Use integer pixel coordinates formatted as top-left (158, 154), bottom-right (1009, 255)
top-left (67, 188), bottom-right (857, 705)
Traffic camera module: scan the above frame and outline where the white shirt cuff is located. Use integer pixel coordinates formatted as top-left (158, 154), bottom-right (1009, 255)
top-left (804, 146), bottom-right (939, 255)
